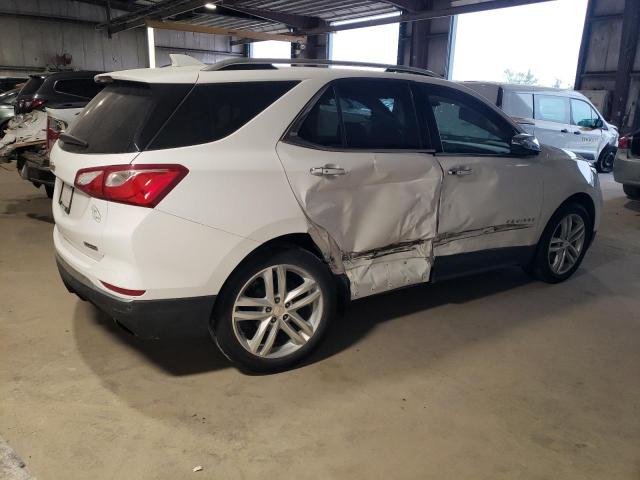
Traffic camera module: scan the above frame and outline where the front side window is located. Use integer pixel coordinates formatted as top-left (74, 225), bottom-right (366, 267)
top-left (534, 95), bottom-right (570, 124)
top-left (336, 79), bottom-right (420, 149)
top-left (423, 87), bottom-right (514, 155)
top-left (571, 98), bottom-right (593, 127)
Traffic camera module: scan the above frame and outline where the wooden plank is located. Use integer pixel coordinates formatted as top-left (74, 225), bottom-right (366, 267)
top-left (145, 20), bottom-right (305, 44)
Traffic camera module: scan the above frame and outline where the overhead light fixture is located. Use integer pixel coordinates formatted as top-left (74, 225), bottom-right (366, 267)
top-left (204, 3), bottom-right (217, 9)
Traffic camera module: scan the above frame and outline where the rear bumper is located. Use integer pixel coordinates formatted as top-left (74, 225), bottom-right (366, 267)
top-left (56, 254), bottom-right (215, 339)
top-left (614, 156), bottom-right (640, 186)
top-left (20, 151), bottom-right (55, 186)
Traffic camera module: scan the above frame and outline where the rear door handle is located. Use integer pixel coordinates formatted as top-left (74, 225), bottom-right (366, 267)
top-left (448, 166), bottom-right (473, 176)
top-left (574, 131), bottom-right (582, 135)
top-left (561, 129), bottom-right (570, 133)
top-left (310, 165), bottom-right (347, 177)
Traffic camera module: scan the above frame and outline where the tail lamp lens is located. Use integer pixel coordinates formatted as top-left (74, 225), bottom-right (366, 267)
top-left (74, 164), bottom-right (188, 208)
top-left (46, 117), bottom-right (67, 152)
top-left (618, 136), bottom-right (630, 149)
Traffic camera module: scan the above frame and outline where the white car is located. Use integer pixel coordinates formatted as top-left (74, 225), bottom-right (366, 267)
top-left (462, 82), bottom-right (619, 173)
top-left (52, 59), bottom-right (602, 372)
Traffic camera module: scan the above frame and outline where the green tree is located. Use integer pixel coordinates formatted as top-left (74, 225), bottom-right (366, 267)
top-left (504, 68), bottom-right (538, 85)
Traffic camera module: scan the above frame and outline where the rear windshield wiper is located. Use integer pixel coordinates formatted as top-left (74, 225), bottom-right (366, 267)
top-left (59, 133), bottom-right (88, 148)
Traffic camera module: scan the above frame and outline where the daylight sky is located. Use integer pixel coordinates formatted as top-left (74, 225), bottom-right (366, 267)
top-left (251, 0), bottom-right (588, 88)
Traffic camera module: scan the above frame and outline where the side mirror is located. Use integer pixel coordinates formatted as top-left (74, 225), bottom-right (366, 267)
top-left (511, 133), bottom-right (541, 155)
top-left (593, 118), bottom-right (604, 129)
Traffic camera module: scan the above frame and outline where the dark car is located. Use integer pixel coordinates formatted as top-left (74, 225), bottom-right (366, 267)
top-left (14, 71), bottom-right (104, 114)
top-left (0, 76), bottom-right (27, 93)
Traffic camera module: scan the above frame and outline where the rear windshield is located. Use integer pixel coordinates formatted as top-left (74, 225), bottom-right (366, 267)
top-left (61, 82), bottom-right (191, 154)
top-left (61, 80), bottom-right (299, 154)
top-left (20, 77), bottom-right (45, 96)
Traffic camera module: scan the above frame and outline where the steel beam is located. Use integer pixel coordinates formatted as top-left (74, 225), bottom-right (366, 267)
top-left (612, 0), bottom-right (640, 129)
top-left (0, 10), bottom-right (98, 26)
top-left (145, 19), bottom-right (306, 43)
top-left (99, 0), bottom-right (211, 33)
top-left (216, 5), bottom-right (327, 30)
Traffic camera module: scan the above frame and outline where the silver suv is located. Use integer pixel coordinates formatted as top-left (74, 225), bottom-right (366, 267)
top-left (462, 82), bottom-right (619, 173)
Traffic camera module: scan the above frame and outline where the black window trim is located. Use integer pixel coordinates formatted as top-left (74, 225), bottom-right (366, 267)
top-left (282, 77), bottom-right (434, 154)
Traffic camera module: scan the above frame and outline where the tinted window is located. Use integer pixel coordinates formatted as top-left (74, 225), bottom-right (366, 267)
top-left (149, 81), bottom-right (298, 150)
top-left (336, 79), bottom-right (420, 149)
top-left (19, 77), bottom-right (45, 96)
top-left (504, 92), bottom-right (533, 119)
top-left (535, 95), bottom-right (569, 124)
top-left (61, 82), bottom-right (191, 154)
top-left (297, 86), bottom-right (342, 147)
top-left (425, 88), bottom-right (514, 155)
top-left (0, 90), bottom-right (18, 105)
top-left (54, 78), bottom-right (103, 99)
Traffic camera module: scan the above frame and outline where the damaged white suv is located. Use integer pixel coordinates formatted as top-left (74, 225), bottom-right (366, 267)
top-left (52, 59), bottom-right (602, 372)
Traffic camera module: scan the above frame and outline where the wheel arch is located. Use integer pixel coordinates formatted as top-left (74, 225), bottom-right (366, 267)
top-left (210, 233), bottom-right (349, 324)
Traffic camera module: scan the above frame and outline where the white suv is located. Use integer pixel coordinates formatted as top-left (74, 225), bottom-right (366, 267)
top-left (52, 59), bottom-right (602, 372)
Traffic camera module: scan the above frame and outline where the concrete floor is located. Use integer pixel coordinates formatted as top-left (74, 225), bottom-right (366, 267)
top-left (1, 163), bottom-right (639, 479)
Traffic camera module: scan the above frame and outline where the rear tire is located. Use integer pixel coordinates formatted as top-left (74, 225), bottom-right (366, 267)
top-left (595, 146), bottom-right (616, 173)
top-left (211, 248), bottom-right (336, 373)
top-left (529, 203), bottom-right (592, 283)
top-left (623, 184), bottom-right (640, 199)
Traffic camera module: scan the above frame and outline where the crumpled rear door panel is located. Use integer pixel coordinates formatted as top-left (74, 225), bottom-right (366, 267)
top-left (276, 141), bottom-right (442, 298)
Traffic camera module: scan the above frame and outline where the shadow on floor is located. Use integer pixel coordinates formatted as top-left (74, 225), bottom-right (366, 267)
top-left (74, 265), bottom-right (587, 377)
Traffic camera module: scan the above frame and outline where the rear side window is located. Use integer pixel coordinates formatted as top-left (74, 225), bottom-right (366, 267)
top-left (61, 82), bottom-right (191, 154)
top-left (297, 87), bottom-right (342, 148)
top-left (337, 79), bottom-right (420, 149)
top-left (534, 95), bottom-right (569, 124)
top-left (54, 78), bottom-right (103, 99)
top-left (149, 81), bottom-right (298, 150)
top-left (294, 78), bottom-right (421, 150)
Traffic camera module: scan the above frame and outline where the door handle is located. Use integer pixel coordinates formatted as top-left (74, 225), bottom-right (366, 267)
top-left (310, 165), bottom-right (347, 177)
top-left (561, 129), bottom-right (570, 133)
top-left (573, 131), bottom-right (582, 135)
top-left (447, 166), bottom-right (473, 176)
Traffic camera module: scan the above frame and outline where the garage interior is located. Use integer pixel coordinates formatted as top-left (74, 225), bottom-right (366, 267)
top-left (1, 0), bottom-right (639, 478)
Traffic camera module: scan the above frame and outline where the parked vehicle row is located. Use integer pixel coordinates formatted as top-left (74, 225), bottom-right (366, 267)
top-left (51, 59), bottom-right (602, 372)
top-left (1, 70), bottom-right (104, 197)
top-left (462, 82), bottom-right (619, 173)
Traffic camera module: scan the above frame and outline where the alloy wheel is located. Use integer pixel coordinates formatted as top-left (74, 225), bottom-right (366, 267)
top-left (548, 213), bottom-right (586, 275)
top-left (232, 264), bottom-right (324, 359)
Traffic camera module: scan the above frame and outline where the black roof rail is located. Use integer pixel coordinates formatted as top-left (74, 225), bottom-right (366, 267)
top-left (202, 58), bottom-right (441, 78)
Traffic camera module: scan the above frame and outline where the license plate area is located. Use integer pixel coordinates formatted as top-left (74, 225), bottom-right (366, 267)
top-left (59, 182), bottom-right (74, 214)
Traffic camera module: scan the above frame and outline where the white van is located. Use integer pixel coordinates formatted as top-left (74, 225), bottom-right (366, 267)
top-left (462, 82), bottom-right (619, 173)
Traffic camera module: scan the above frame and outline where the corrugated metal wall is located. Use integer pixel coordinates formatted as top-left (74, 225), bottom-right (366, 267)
top-left (0, 0), bottom-right (243, 75)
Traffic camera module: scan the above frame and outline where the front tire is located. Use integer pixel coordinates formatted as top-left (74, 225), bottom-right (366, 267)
top-left (529, 203), bottom-right (592, 283)
top-left (623, 184), bottom-right (640, 199)
top-left (596, 146), bottom-right (616, 173)
top-left (211, 248), bottom-right (336, 373)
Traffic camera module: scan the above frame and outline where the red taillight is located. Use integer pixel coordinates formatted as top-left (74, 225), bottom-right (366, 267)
top-left (31, 98), bottom-right (46, 110)
top-left (74, 164), bottom-right (188, 208)
top-left (100, 281), bottom-right (145, 297)
top-left (47, 116), bottom-right (66, 152)
top-left (619, 136), bottom-right (630, 149)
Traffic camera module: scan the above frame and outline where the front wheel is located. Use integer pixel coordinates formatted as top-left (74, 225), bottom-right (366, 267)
top-left (596, 147), bottom-right (616, 173)
top-left (529, 203), bottom-right (592, 283)
top-left (211, 248), bottom-right (336, 373)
